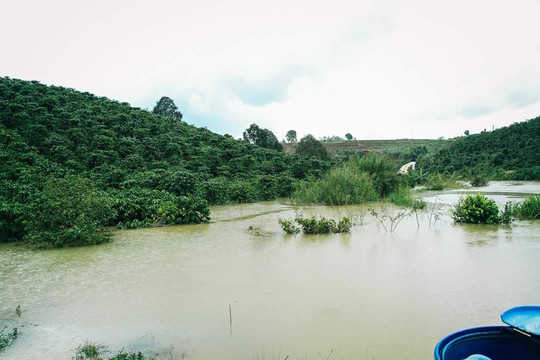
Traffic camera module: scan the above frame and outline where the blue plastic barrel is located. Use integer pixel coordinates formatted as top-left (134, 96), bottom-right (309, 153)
top-left (434, 326), bottom-right (540, 360)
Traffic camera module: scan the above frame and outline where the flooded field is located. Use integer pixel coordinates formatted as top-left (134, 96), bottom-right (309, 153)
top-left (1, 182), bottom-right (539, 359)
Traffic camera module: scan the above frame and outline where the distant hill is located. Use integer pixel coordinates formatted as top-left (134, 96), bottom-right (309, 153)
top-left (322, 138), bottom-right (450, 157)
top-left (0, 77), bottom-right (331, 245)
top-left (284, 138), bottom-right (451, 164)
top-left (419, 117), bottom-right (540, 179)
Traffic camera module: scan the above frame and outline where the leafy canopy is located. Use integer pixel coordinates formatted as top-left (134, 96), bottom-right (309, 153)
top-left (295, 134), bottom-right (329, 160)
top-left (286, 129), bottom-right (297, 143)
top-left (152, 96), bottom-right (183, 121)
top-left (243, 123), bottom-right (283, 151)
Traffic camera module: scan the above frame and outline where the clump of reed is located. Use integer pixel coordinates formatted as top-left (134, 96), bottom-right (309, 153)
top-left (293, 155), bottom-right (404, 205)
top-left (510, 195), bottom-right (540, 220)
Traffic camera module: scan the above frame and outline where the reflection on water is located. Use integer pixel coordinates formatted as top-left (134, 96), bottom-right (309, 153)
top-left (0, 182), bottom-right (539, 359)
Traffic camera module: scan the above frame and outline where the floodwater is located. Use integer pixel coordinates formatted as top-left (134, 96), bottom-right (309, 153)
top-left (1, 182), bottom-right (539, 360)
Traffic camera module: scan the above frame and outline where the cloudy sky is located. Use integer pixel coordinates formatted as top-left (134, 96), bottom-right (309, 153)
top-left (2, 0), bottom-right (540, 140)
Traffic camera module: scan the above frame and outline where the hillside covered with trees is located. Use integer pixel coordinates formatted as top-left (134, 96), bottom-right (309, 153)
top-left (419, 117), bottom-right (540, 180)
top-left (0, 77), bottom-right (332, 247)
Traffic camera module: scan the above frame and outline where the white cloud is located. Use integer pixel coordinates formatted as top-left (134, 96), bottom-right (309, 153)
top-left (1, 0), bottom-right (539, 139)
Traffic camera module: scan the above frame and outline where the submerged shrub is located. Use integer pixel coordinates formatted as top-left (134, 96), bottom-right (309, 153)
top-left (452, 193), bottom-right (511, 224)
top-left (293, 154), bottom-right (406, 205)
top-left (293, 165), bottom-right (377, 205)
top-left (335, 217), bottom-right (352, 233)
top-left (24, 176), bottom-right (115, 248)
top-left (278, 218), bottom-right (300, 235)
top-left (512, 195), bottom-right (540, 219)
top-left (73, 341), bottom-right (110, 360)
top-left (279, 216), bottom-right (352, 234)
top-left (349, 154), bottom-right (402, 197)
top-left (109, 188), bottom-right (210, 229)
top-left (425, 173), bottom-right (460, 190)
top-left (0, 327), bottom-right (19, 354)
top-left (470, 175), bottom-right (489, 187)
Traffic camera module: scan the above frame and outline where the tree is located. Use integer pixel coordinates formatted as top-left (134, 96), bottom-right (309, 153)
top-left (243, 123), bottom-right (283, 151)
top-left (295, 134), bottom-right (329, 160)
top-left (285, 130), bottom-right (297, 143)
top-left (345, 133), bottom-right (353, 140)
top-left (464, 130), bottom-right (470, 136)
top-left (152, 96), bottom-right (183, 121)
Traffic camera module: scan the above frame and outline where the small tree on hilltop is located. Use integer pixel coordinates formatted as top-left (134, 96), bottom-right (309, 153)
top-left (153, 96), bottom-right (183, 121)
top-left (286, 130), bottom-right (297, 143)
top-left (296, 134), bottom-right (329, 160)
top-left (243, 123), bottom-right (283, 151)
top-left (345, 133), bottom-right (353, 140)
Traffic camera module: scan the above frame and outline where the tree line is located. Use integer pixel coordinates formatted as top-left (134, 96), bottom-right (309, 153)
top-left (419, 117), bottom-right (540, 180)
top-left (0, 77), bottom-right (333, 247)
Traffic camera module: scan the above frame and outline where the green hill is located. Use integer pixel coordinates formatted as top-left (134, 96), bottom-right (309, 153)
top-left (322, 138), bottom-right (450, 160)
top-left (0, 77), bottom-right (331, 246)
top-left (419, 117), bottom-right (540, 179)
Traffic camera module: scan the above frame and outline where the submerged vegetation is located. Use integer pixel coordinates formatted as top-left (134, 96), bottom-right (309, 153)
top-left (293, 154), bottom-right (405, 205)
top-left (510, 195), bottom-right (540, 220)
top-left (0, 327), bottom-right (18, 354)
top-left (0, 306), bottom-right (23, 354)
top-left (279, 215), bottom-right (352, 234)
top-left (452, 194), bottom-right (513, 225)
top-left (72, 341), bottom-right (181, 360)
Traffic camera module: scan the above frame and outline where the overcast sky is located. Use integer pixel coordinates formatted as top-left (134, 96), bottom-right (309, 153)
top-left (2, 0), bottom-right (540, 140)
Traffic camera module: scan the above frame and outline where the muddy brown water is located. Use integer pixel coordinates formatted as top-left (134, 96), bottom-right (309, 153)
top-left (1, 181), bottom-right (539, 359)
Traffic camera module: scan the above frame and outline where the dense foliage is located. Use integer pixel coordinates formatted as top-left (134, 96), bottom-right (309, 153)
top-left (511, 195), bottom-right (540, 220)
top-left (152, 96), bottom-right (182, 121)
top-left (25, 176), bottom-right (115, 248)
top-left (242, 123), bottom-right (283, 151)
top-left (295, 134), bottom-right (330, 160)
top-left (293, 155), bottom-right (405, 205)
top-left (452, 194), bottom-right (512, 224)
top-left (0, 77), bottom-right (332, 246)
top-left (420, 117), bottom-right (540, 179)
top-left (279, 216), bottom-right (352, 234)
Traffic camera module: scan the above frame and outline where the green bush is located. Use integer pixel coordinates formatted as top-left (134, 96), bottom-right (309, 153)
top-left (452, 193), bottom-right (511, 224)
top-left (293, 167), bottom-right (377, 205)
top-left (279, 216), bottom-right (352, 234)
top-left (349, 154), bottom-right (402, 197)
top-left (335, 217), bottom-right (352, 233)
top-left (512, 195), bottom-right (540, 219)
top-left (198, 178), bottom-right (229, 205)
top-left (109, 188), bottom-right (210, 229)
top-left (293, 155), bottom-right (408, 205)
top-left (0, 199), bottom-right (25, 242)
top-left (24, 176), bottom-right (115, 248)
top-left (73, 341), bottom-right (110, 360)
top-left (470, 175), bottom-right (489, 187)
top-left (425, 173), bottom-right (460, 190)
top-left (278, 218), bottom-right (300, 235)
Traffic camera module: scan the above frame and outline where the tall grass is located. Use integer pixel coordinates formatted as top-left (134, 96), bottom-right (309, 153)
top-left (293, 167), bottom-right (377, 205)
top-left (293, 155), bottom-right (403, 205)
top-left (512, 195), bottom-right (540, 219)
top-left (348, 154), bottom-right (402, 197)
top-left (386, 188), bottom-right (426, 209)
top-left (424, 173), bottom-right (460, 190)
